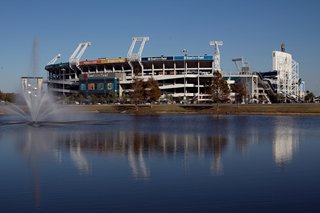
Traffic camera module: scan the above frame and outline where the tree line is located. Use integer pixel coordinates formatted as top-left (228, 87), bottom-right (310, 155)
top-left (0, 91), bottom-right (15, 102)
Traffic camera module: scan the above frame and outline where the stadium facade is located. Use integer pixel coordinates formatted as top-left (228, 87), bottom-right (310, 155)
top-left (45, 37), bottom-right (303, 103)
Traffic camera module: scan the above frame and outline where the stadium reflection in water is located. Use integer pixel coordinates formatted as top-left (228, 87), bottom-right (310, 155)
top-left (272, 117), bottom-right (299, 166)
top-left (16, 115), bottom-right (300, 176)
top-left (2, 114), bottom-right (320, 212)
top-left (19, 128), bottom-right (232, 177)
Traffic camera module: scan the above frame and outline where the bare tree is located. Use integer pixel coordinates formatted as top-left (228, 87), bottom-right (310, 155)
top-left (231, 81), bottom-right (246, 104)
top-left (131, 78), bottom-right (161, 105)
top-left (131, 78), bottom-right (145, 105)
top-left (145, 78), bottom-right (161, 103)
top-left (210, 71), bottom-right (230, 110)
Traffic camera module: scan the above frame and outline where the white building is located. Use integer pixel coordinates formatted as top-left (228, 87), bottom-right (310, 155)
top-left (272, 45), bottom-right (300, 101)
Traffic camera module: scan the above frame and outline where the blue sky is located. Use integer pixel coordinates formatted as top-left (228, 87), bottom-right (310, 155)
top-left (0, 0), bottom-right (319, 94)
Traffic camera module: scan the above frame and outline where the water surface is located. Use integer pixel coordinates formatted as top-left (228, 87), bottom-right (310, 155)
top-left (0, 113), bottom-right (320, 212)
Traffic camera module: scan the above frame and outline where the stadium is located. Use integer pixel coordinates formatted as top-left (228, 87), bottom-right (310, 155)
top-left (45, 37), bottom-right (304, 104)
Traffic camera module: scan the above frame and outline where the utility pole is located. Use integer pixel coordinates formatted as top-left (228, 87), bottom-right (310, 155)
top-left (62, 68), bottom-right (65, 104)
top-left (182, 49), bottom-right (188, 101)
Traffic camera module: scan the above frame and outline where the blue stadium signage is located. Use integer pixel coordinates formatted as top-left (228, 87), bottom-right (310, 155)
top-left (142, 56), bottom-right (174, 61)
top-left (141, 55), bottom-right (213, 61)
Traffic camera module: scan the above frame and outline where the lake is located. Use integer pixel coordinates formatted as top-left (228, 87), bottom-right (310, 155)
top-left (0, 113), bottom-right (320, 212)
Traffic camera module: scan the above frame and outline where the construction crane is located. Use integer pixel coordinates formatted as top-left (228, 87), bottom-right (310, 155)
top-left (232, 57), bottom-right (249, 74)
top-left (69, 42), bottom-right (91, 69)
top-left (47, 54), bottom-right (61, 65)
top-left (209, 40), bottom-right (223, 72)
top-left (127, 37), bottom-right (149, 61)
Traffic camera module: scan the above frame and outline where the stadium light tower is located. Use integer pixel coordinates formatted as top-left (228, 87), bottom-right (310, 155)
top-left (127, 37), bottom-right (149, 77)
top-left (69, 42), bottom-right (91, 71)
top-left (209, 40), bottom-right (223, 72)
top-left (47, 54), bottom-right (61, 65)
top-left (127, 37), bottom-right (149, 61)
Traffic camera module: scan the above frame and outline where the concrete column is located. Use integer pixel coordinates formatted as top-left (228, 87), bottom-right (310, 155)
top-left (198, 61), bottom-right (200, 102)
top-left (119, 83), bottom-right (123, 98)
top-left (163, 63), bottom-right (165, 76)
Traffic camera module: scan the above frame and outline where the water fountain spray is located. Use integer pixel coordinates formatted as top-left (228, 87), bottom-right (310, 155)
top-left (21, 77), bottom-right (43, 123)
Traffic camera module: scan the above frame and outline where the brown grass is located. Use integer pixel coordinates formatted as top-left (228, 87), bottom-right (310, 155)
top-left (62, 103), bottom-right (320, 115)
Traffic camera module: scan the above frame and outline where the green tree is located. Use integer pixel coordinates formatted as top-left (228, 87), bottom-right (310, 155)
top-left (106, 91), bottom-right (117, 103)
top-left (210, 71), bottom-right (230, 108)
top-left (305, 90), bottom-right (315, 103)
top-left (89, 95), bottom-right (99, 104)
top-left (0, 91), bottom-right (15, 102)
top-left (4, 93), bottom-right (15, 102)
top-left (66, 92), bottom-right (86, 104)
top-left (66, 93), bottom-right (76, 104)
top-left (163, 92), bottom-right (174, 104)
top-left (120, 93), bottom-right (130, 104)
top-left (77, 93), bottom-right (86, 104)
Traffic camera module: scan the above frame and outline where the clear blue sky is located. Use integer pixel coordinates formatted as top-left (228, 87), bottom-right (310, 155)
top-left (0, 0), bottom-right (319, 94)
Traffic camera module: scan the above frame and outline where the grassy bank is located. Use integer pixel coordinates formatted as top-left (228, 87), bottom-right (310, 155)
top-left (65, 103), bottom-right (320, 115)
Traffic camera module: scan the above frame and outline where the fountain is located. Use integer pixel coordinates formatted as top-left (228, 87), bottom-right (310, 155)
top-left (0, 38), bottom-right (98, 127)
top-left (1, 73), bottom-right (103, 127)
top-left (0, 76), bottom-right (60, 126)
top-left (0, 38), bottom-right (61, 125)
top-left (21, 77), bottom-right (58, 124)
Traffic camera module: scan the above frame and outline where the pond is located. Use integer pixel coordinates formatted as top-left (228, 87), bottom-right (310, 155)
top-left (0, 113), bottom-right (320, 212)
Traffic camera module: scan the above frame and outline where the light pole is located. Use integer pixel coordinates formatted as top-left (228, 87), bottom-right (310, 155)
top-left (182, 49), bottom-right (188, 101)
top-left (197, 60), bottom-right (200, 104)
top-left (62, 68), bottom-right (65, 104)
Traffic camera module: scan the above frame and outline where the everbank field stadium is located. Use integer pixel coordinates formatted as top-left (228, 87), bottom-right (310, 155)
top-left (45, 37), bottom-right (304, 104)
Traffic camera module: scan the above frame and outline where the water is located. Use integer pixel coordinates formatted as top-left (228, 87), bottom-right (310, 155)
top-left (2, 38), bottom-right (59, 123)
top-left (0, 113), bottom-right (320, 212)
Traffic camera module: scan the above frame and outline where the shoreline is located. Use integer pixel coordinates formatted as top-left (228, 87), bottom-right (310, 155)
top-left (2, 103), bottom-right (320, 116)
top-left (64, 103), bottom-right (320, 116)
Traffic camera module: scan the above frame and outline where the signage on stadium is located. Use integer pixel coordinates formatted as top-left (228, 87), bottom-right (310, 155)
top-left (80, 73), bottom-right (116, 79)
top-left (79, 58), bottom-right (128, 65)
top-left (79, 60), bottom-right (100, 65)
top-left (99, 58), bottom-right (128, 64)
top-left (174, 56), bottom-right (213, 60)
top-left (142, 56), bottom-right (174, 61)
